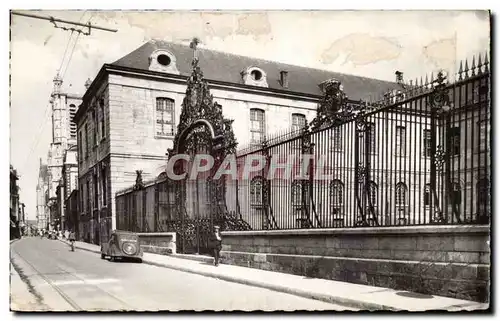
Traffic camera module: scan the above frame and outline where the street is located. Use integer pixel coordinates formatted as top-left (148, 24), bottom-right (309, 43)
top-left (10, 238), bottom-right (350, 311)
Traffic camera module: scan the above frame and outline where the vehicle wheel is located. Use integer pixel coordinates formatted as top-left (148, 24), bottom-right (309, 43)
top-left (137, 259), bottom-right (143, 264)
top-left (101, 253), bottom-right (105, 259)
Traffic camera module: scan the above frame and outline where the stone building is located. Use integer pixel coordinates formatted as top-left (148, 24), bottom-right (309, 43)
top-left (43, 75), bottom-right (81, 231)
top-left (36, 159), bottom-right (49, 229)
top-left (74, 39), bottom-right (401, 244)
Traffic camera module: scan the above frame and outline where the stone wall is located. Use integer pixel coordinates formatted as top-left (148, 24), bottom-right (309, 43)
top-left (221, 225), bottom-right (490, 302)
top-left (138, 232), bottom-right (177, 255)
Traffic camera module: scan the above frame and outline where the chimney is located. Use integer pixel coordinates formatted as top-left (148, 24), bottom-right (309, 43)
top-left (280, 71), bottom-right (289, 88)
top-left (395, 71), bottom-right (404, 85)
top-left (84, 78), bottom-right (92, 91)
top-left (53, 75), bottom-right (63, 94)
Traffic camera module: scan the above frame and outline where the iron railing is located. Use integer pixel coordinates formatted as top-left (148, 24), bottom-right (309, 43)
top-left (115, 54), bottom-right (490, 236)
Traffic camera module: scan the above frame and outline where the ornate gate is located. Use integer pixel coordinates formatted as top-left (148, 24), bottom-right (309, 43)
top-left (163, 42), bottom-right (249, 254)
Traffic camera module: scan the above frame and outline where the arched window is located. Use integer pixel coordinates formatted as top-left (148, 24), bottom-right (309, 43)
top-left (291, 180), bottom-right (303, 207)
top-left (395, 182), bottom-right (408, 206)
top-left (395, 182), bottom-right (408, 219)
top-left (368, 181), bottom-right (378, 206)
top-left (250, 176), bottom-right (264, 206)
top-left (330, 180), bottom-right (344, 216)
top-left (424, 184), bottom-right (431, 207)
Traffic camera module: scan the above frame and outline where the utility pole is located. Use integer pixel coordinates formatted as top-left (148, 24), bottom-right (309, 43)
top-left (11, 11), bottom-right (118, 34)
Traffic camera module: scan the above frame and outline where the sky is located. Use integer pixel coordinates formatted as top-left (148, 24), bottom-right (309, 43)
top-left (9, 10), bottom-right (490, 221)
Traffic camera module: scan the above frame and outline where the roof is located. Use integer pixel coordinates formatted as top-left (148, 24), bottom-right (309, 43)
top-left (111, 40), bottom-right (402, 101)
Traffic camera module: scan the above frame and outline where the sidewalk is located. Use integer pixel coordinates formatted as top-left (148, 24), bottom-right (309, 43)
top-left (60, 239), bottom-right (488, 311)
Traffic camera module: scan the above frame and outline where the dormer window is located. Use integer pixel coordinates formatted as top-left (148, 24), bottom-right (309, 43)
top-left (242, 67), bottom-right (268, 88)
top-left (157, 54), bottom-right (171, 66)
top-left (149, 50), bottom-right (180, 74)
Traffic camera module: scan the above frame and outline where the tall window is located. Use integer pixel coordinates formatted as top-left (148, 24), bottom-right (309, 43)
top-left (291, 113), bottom-right (306, 132)
top-left (78, 131), bottom-right (83, 162)
top-left (478, 121), bottom-right (488, 152)
top-left (93, 174), bottom-right (98, 209)
top-left (332, 126), bottom-right (343, 151)
top-left (86, 181), bottom-right (90, 214)
top-left (448, 127), bottom-right (461, 156)
top-left (291, 180), bottom-right (303, 208)
top-left (84, 124), bottom-right (89, 157)
top-left (395, 126), bottom-right (406, 156)
top-left (367, 181), bottom-right (378, 212)
top-left (99, 98), bottom-right (106, 140)
top-left (102, 167), bottom-right (107, 207)
top-left (477, 179), bottom-right (489, 216)
top-left (80, 184), bottom-right (84, 213)
top-left (451, 182), bottom-right (462, 206)
top-left (69, 104), bottom-right (77, 139)
top-left (250, 109), bottom-right (265, 144)
top-left (156, 98), bottom-right (175, 136)
top-left (330, 180), bottom-right (344, 216)
top-left (423, 129), bottom-right (432, 157)
top-left (395, 182), bottom-right (408, 216)
top-left (250, 176), bottom-right (264, 206)
top-left (367, 122), bottom-right (376, 154)
top-left (424, 184), bottom-right (431, 207)
top-left (92, 109), bottom-right (97, 147)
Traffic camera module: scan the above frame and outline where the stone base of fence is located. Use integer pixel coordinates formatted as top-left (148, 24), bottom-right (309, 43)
top-left (137, 232), bottom-right (177, 255)
top-left (220, 225), bottom-right (490, 303)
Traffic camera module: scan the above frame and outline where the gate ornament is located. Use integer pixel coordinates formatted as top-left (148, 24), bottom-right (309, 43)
top-left (133, 170), bottom-right (145, 191)
top-left (171, 54), bottom-right (237, 157)
top-left (311, 79), bottom-right (366, 131)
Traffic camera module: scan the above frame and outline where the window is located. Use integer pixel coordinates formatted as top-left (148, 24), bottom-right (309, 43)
top-left (250, 109), bottom-right (266, 144)
top-left (92, 109), bottom-right (97, 147)
top-left (423, 129), bottom-right (432, 157)
top-left (99, 98), bottom-right (106, 140)
top-left (102, 167), bottom-right (107, 207)
top-left (291, 180), bottom-right (303, 208)
top-left (395, 182), bottom-right (407, 206)
top-left (79, 184), bottom-right (84, 213)
top-left (93, 174), bottom-right (98, 209)
top-left (330, 180), bottom-right (344, 216)
top-left (84, 124), bottom-right (89, 157)
top-left (78, 131), bottom-right (83, 162)
top-left (424, 184), bottom-right (431, 207)
top-left (395, 126), bottom-right (406, 156)
top-left (332, 127), bottom-right (343, 151)
top-left (367, 122), bottom-right (376, 154)
top-left (368, 181), bottom-right (378, 207)
top-left (250, 176), bottom-right (264, 206)
top-left (478, 121), bottom-right (488, 152)
top-left (291, 113), bottom-right (306, 132)
top-left (86, 181), bottom-right (90, 213)
top-left (156, 98), bottom-right (175, 136)
top-left (448, 127), bottom-right (460, 156)
top-left (69, 104), bottom-right (77, 139)
top-left (476, 179), bottom-right (489, 216)
top-left (451, 182), bottom-right (461, 206)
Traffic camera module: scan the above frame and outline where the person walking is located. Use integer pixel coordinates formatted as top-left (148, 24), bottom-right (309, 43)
top-left (209, 225), bottom-right (223, 266)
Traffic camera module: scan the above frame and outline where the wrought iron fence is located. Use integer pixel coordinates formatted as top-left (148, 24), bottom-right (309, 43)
top-left (115, 54), bottom-right (490, 237)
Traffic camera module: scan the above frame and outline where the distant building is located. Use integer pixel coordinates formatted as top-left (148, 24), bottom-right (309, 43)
top-left (36, 158), bottom-right (49, 229)
top-left (44, 75), bottom-right (81, 231)
top-left (74, 39), bottom-right (401, 244)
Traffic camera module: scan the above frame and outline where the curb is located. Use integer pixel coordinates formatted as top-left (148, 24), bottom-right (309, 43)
top-left (59, 239), bottom-right (394, 310)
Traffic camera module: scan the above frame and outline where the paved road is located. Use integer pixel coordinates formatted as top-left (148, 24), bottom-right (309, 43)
top-left (10, 237), bottom-right (351, 311)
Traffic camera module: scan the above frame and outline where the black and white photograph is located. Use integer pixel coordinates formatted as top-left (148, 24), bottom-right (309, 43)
top-left (7, 8), bottom-right (491, 312)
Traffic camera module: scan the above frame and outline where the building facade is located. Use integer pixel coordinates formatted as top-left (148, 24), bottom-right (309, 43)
top-left (36, 158), bottom-right (49, 229)
top-left (44, 75), bottom-right (81, 231)
top-left (74, 39), bottom-right (401, 244)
